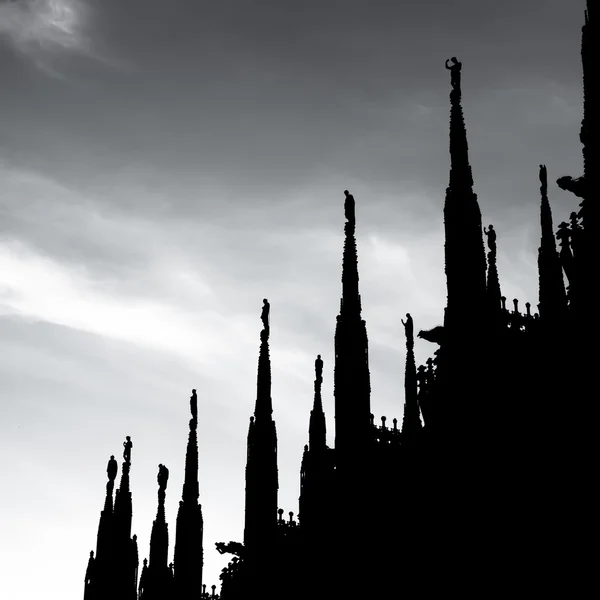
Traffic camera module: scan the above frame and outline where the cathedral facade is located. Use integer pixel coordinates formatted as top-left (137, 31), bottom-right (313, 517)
top-left (83, 3), bottom-right (597, 598)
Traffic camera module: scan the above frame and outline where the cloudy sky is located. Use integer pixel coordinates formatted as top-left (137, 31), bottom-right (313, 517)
top-left (0, 0), bottom-right (586, 598)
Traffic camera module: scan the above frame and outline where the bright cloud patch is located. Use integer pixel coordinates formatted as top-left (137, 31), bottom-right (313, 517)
top-left (0, 0), bottom-right (82, 49)
top-left (0, 0), bottom-right (99, 74)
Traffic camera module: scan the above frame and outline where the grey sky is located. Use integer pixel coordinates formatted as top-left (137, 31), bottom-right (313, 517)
top-left (0, 1), bottom-right (586, 598)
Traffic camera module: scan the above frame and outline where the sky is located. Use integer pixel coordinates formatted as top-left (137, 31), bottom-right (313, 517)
top-left (0, 0), bottom-right (586, 598)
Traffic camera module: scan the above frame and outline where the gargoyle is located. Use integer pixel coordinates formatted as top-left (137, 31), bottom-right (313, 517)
top-left (417, 326), bottom-right (445, 345)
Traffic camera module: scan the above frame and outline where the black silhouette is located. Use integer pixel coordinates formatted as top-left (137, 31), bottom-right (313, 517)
top-left (417, 325), bottom-right (444, 344)
top-left (122, 436), bottom-right (132, 463)
top-left (401, 313), bottom-right (413, 342)
top-left (483, 224), bottom-right (496, 253)
top-left (260, 299), bottom-right (270, 333)
top-left (82, 4), bottom-right (596, 598)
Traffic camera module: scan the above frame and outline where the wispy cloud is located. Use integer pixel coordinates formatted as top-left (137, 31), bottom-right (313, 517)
top-left (0, 0), bottom-right (114, 75)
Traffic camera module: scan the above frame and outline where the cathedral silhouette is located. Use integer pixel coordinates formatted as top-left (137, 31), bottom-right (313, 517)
top-left (83, 3), bottom-right (596, 598)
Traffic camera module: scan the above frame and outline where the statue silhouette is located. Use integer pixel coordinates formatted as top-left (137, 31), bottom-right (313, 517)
top-left (315, 354), bottom-right (323, 383)
top-left (190, 388), bottom-right (198, 421)
top-left (344, 190), bottom-right (355, 223)
top-left (261, 299), bottom-right (270, 331)
top-left (401, 313), bottom-right (414, 342)
top-left (123, 436), bottom-right (133, 463)
top-left (445, 56), bottom-right (462, 89)
top-left (107, 455), bottom-right (118, 482)
top-left (157, 464), bottom-right (169, 492)
top-left (484, 224), bottom-right (496, 253)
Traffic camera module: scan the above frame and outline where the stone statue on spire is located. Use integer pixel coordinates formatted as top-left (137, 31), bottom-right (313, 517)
top-left (123, 436), bottom-right (133, 463)
top-left (401, 313), bottom-right (414, 345)
top-left (445, 56), bottom-right (462, 88)
top-left (315, 354), bottom-right (323, 383)
top-left (261, 299), bottom-right (270, 332)
top-left (484, 224), bottom-right (497, 253)
top-left (344, 190), bottom-right (355, 223)
top-left (157, 464), bottom-right (169, 492)
top-left (190, 388), bottom-right (198, 421)
top-left (107, 455), bottom-right (118, 482)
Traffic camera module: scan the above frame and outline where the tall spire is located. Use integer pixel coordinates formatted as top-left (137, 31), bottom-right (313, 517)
top-left (443, 57), bottom-right (487, 329)
top-left (139, 465), bottom-right (173, 600)
top-left (400, 314), bottom-right (422, 443)
top-left (113, 437), bottom-right (133, 539)
top-left (334, 190), bottom-right (371, 455)
top-left (340, 190), bottom-right (362, 319)
top-left (556, 3), bottom-right (597, 234)
top-left (243, 300), bottom-right (279, 553)
top-left (149, 464), bottom-right (170, 570)
top-left (255, 299), bottom-right (273, 420)
top-left (309, 355), bottom-right (326, 452)
top-left (111, 437), bottom-right (138, 600)
top-left (95, 456), bottom-right (118, 562)
top-left (537, 165), bottom-right (568, 322)
top-left (85, 455), bottom-right (118, 599)
top-left (580, 1), bottom-right (595, 188)
top-left (174, 389), bottom-right (204, 598)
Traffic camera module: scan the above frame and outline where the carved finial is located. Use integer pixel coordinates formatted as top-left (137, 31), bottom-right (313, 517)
top-left (289, 511), bottom-right (294, 523)
top-left (122, 436), bottom-right (133, 463)
top-left (513, 299), bottom-right (519, 314)
top-left (381, 416), bottom-right (387, 429)
top-left (107, 455), bottom-right (118, 482)
top-left (393, 417), bottom-right (398, 430)
top-left (501, 296), bottom-right (507, 311)
top-left (525, 302), bottom-right (531, 317)
top-left (278, 508), bottom-right (284, 522)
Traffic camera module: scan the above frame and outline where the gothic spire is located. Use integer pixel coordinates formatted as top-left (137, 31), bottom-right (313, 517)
top-left (556, 2), bottom-right (596, 234)
top-left (182, 390), bottom-right (200, 505)
top-left (140, 465), bottom-right (173, 600)
top-left (243, 300), bottom-right (279, 552)
top-left (174, 389), bottom-right (204, 598)
top-left (443, 58), bottom-right (487, 328)
top-left (113, 436), bottom-right (133, 539)
top-left (537, 165), bottom-right (568, 322)
top-left (309, 355), bottom-right (326, 452)
top-left (97, 454), bottom-right (118, 557)
top-left (255, 299), bottom-right (273, 420)
top-left (334, 191), bottom-right (372, 455)
top-left (400, 314), bottom-right (422, 443)
top-left (149, 465), bottom-right (169, 568)
top-left (340, 190), bottom-right (362, 319)
top-left (580, 0), bottom-right (594, 185)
